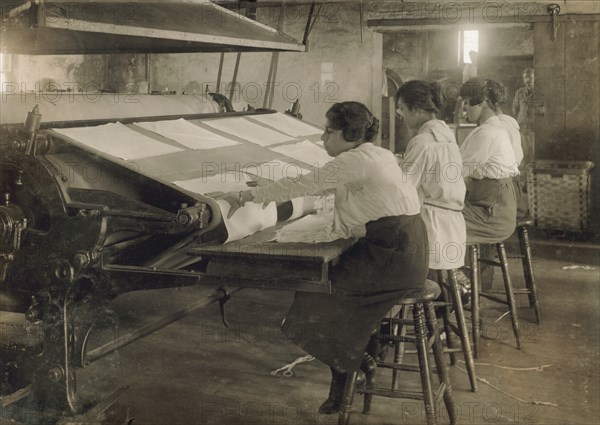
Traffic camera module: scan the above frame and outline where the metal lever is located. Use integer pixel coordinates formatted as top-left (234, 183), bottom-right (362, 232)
top-left (548, 4), bottom-right (561, 42)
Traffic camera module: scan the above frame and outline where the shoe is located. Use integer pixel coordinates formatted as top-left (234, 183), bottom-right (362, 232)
top-left (318, 367), bottom-right (347, 414)
top-left (455, 269), bottom-right (471, 292)
top-left (366, 332), bottom-right (390, 362)
top-left (360, 353), bottom-right (377, 388)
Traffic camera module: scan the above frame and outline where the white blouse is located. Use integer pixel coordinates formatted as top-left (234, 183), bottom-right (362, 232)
top-left (401, 120), bottom-right (466, 211)
top-left (401, 120), bottom-right (467, 269)
top-left (460, 116), bottom-right (519, 180)
top-left (251, 143), bottom-right (421, 237)
top-left (497, 114), bottom-right (524, 166)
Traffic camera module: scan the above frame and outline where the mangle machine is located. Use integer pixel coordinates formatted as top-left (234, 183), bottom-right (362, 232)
top-left (0, 0), bottom-right (354, 420)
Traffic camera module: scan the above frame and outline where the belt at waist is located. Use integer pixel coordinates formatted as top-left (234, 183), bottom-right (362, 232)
top-left (423, 202), bottom-right (463, 212)
top-left (472, 177), bottom-right (514, 184)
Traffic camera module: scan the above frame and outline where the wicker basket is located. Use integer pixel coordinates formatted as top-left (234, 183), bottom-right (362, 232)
top-left (527, 160), bottom-right (595, 232)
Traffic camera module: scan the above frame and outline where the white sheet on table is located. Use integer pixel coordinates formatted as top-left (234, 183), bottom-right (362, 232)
top-left (243, 159), bottom-right (311, 182)
top-left (272, 213), bottom-right (345, 243)
top-left (173, 173), bottom-right (255, 195)
top-left (217, 199), bottom-right (278, 243)
top-left (134, 118), bottom-right (240, 150)
top-left (203, 117), bottom-right (292, 147)
top-left (53, 122), bottom-right (183, 160)
top-left (248, 112), bottom-right (322, 138)
top-left (270, 140), bottom-right (333, 169)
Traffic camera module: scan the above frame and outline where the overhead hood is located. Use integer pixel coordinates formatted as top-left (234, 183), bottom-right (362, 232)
top-left (0, 0), bottom-right (306, 54)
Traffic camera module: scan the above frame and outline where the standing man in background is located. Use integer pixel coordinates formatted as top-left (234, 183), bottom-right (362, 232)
top-left (512, 68), bottom-right (536, 217)
top-left (512, 68), bottom-right (535, 168)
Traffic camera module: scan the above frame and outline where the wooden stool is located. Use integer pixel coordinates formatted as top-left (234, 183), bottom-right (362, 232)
top-left (435, 269), bottom-right (477, 392)
top-left (469, 219), bottom-right (542, 357)
top-left (515, 218), bottom-right (542, 325)
top-left (337, 280), bottom-right (457, 425)
top-left (469, 242), bottom-right (520, 357)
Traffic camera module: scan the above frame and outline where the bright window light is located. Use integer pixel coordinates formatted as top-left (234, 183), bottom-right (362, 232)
top-left (463, 30), bottom-right (479, 63)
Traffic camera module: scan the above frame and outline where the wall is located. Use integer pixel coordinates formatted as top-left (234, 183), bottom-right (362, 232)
top-left (534, 18), bottom-right (600, 219)
top-left (2, 54), bottom-right (107, 92)
top-left (148, 5), bottom-right (383, 129)
top-left (478, 27), bottom-right (534, 117)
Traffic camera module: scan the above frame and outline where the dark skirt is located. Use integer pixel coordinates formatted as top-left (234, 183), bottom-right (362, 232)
top-left (463, 178), bottom-right (517, 244)
top-left (281, 214), bottom-right (429, 372)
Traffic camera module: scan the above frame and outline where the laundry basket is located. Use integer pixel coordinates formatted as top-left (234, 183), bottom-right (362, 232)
top-left (527, 160), bottom-right (595, 232)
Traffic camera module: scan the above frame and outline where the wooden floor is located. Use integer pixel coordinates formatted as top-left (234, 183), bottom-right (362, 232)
top-left (2, 237), bottom-right (599, 425)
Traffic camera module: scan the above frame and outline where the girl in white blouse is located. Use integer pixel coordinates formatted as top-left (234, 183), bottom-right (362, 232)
top-left (218, 102), bottom-right (429, 414)
top-left (396, 80), bottom-right (467, 271)
top-left (459, 78), bottom-right (519, 289)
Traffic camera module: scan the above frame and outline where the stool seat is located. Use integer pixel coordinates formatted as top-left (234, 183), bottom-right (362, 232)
top-left (517, 217), bottom-right (535, 227)
top-left (396, 280), bottom-right (441, 305)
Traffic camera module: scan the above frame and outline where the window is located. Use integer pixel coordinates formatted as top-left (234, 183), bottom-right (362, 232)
top-left (460, 30), bottom-right (479, 64)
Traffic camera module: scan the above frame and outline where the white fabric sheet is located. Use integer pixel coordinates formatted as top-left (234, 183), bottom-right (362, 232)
top-left (270, 140), bottom-right (333, 168)
top-left (217, 199), bottom-right (278, 243)
top-left (173, 173), bottom-right (254, 195)
top-left (272, 213), bottom-right (345, 243)
top-left (248, 112), bottom-right (322, 138)
top-left (53, 122), bottom-right (183, 160)
top-left (134, 118), bottom-right (240, 150)
top-left (244, 159), bottom-right (311, 182)
top-left (203, 117), bottom-right (292, 146)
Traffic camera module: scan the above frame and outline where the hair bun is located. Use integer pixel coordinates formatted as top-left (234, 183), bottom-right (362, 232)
top-left (366, 115), bottom-right (375, 129)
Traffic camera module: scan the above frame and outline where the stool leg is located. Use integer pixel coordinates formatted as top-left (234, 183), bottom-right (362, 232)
top-left (337, 371), bottom-right (358, 425)
top-left (392, 306), bottom-right (410, 391)
top-left (413, 303), bottom-right (438, 425)
top-left (426, 302), bottom-right (458, 425)
top-left (469, 244), bottom-right (481, 358)
top-left (497, 243), bottom-right (521, 350)
top-left (437, 270), bottom-right (458, 366)
top-left (518, 226), bottom-right (541, 324)
top-left (447, 269), bottom-right (478, 392)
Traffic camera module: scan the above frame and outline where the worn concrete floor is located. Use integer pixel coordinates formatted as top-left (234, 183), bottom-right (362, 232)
top-left (5, 238), bottom-right (600, 425)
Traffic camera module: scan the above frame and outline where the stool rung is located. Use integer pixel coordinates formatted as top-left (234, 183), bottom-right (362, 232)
top-left (357, 388), bottom-right (425, 401)
top-left (480, 293), bottom-right (509, 305)
top-left (443, 347), bottom-right (464, 354)
top-left (432, 301), bottom-right (452, 307)
top-left (478, 258), bottom-right (502, 267)
top-left (448, 323), bottom-right (460, 335)
top-left (485, 289), bottom-right (532, 295)
top-left (427, 335), bottom-right (436, 349)
top-left (378, 361), bottom-right (439, 374)
top-left (435, 383), bottom-right (448, 404)
top-left (379, 334), bottom-right (416, 344)
top-left (512, 289), bottom-right (532, 294)
top-left (386, 317), bottom-right (413, 326)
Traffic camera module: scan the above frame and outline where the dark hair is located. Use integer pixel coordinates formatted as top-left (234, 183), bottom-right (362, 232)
top-left (326, 101), bottom-right (380, 143)
top-left (459, 77), bottom-right (505, 112)
top-left (396, 80), bottom-right (444, 113)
